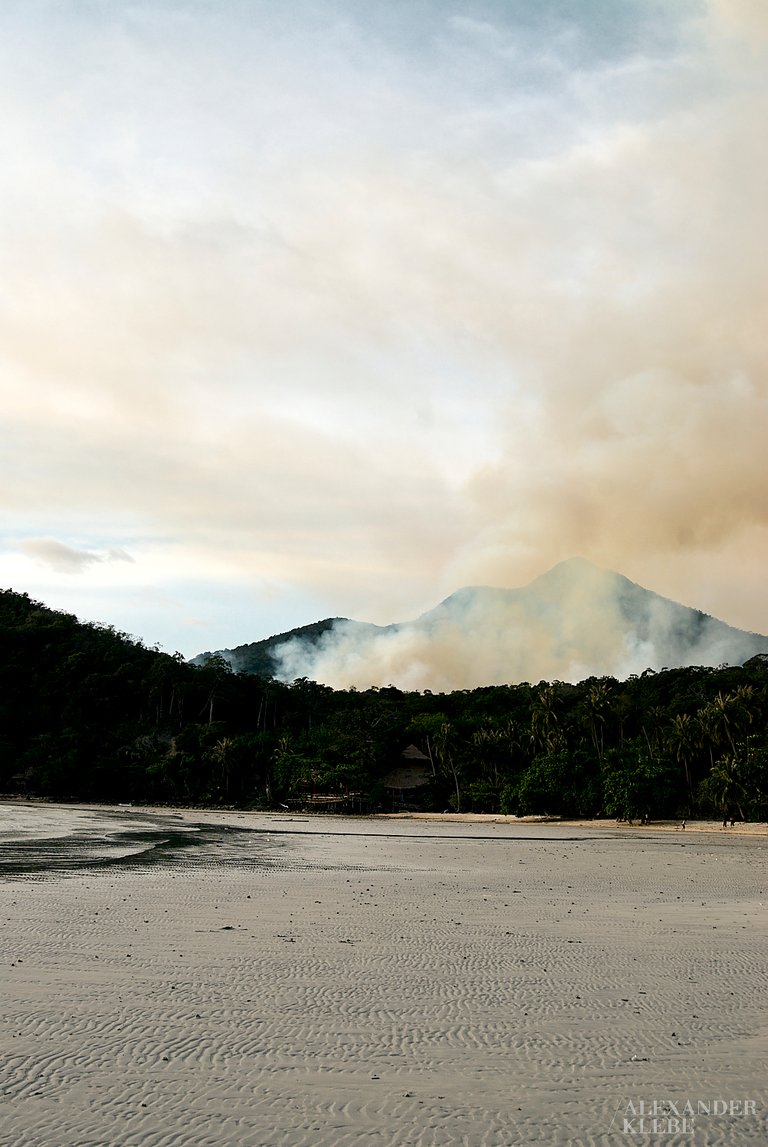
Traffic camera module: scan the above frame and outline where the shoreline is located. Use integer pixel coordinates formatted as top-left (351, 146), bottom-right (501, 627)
top-left (378, 811), bottom-right (768, 836)
top-left (3, 794), bottom-right (766, 837)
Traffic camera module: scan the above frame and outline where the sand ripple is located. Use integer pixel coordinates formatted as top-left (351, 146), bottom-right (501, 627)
top-left (1, 807), bottom-right (766, 1145)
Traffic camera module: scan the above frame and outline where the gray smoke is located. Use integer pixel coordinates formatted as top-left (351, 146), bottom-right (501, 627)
top-left (270, 559), bottom-right (768, 690)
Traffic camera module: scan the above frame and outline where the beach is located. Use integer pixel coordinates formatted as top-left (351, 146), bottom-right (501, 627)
top-left (1, 802), bottom-right (766, 1146)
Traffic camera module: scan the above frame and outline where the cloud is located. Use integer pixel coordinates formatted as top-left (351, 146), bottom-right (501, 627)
top-left (709, 0), bottom-right (768, 43)
top-left (0, 0), bottom-right (767, 660)
top-left (18, 539), bottom-right (134, 574)
top-left (106, 547), bottom-right (135, 564)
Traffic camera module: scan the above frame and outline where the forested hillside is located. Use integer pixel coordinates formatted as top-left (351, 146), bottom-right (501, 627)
top-left (1, 589), bottom-right (767, 822)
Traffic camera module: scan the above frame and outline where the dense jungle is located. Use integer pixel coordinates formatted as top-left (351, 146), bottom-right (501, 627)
top-left (2, 589), bottom-right (766, 822)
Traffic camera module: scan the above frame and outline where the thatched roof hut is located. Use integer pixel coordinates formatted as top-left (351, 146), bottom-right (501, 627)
top-left (382, 745), bottom-right (432, 792)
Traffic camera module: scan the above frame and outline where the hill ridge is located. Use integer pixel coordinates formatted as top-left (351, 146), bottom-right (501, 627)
top-left (195, 559), bottom-right (768, 690)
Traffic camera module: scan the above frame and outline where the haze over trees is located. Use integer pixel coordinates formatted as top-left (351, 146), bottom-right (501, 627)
top-left (1, 588), bottom-right (767, 823)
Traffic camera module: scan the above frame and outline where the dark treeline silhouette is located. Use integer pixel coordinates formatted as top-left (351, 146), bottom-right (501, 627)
top-left (2, 589), bottom-right (767, 822)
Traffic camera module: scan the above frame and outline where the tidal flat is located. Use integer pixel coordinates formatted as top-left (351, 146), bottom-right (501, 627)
top-left (1, 802), bottom-right (766, 1146)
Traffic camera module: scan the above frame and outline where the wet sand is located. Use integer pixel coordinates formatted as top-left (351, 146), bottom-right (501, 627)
top-left (1, 802), bottom-right (766, 1145)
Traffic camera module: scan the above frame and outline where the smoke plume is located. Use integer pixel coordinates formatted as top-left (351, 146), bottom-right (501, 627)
top-left (270, 560), bottom-right (768, 691)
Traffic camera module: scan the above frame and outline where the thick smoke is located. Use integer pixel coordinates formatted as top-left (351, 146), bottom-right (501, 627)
top-left (2, 2), bottom-right (768, 656)
top-left (271, 560), bottom-right (768, 691)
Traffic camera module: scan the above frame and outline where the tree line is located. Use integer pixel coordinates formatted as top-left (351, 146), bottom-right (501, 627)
top-left (1, 589), bottom-right (767, 822)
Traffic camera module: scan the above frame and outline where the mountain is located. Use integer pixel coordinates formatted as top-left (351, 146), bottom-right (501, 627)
top-left (193, 616), bottom-right (386, 677)
top-left (195, 558), bottom-right (768, 691)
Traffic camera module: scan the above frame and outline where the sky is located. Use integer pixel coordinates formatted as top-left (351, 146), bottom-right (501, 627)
top-left (2, 0), bottom-right (768, 662)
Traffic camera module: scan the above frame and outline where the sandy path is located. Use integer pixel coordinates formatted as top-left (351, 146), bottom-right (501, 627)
top-left (1, 805), bottom-right (766, 1146)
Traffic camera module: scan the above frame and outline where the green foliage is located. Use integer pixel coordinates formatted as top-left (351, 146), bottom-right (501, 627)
top-left (601, 742), bottom-right (678, 820)
top-left (2, 588), bottom-right (768, 819)
top-left (506, 750), bottom-right (601, 817)
top-left (514, 753), bottom-right (569, 816)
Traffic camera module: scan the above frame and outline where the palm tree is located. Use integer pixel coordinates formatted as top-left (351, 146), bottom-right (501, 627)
top-left (212, 736), bottom-right (234, 801)
top-left (711, 692), bottom-right (737, 752)
top-left (640, 705), bottom-right (665, 761)
top-left (729, 685), bottom-right (755, 747)
top-left (530, 686), bottom-right (565, 755)
top-left (665, 713), bottom-right (697, 808)
top-left (708, 753), bottom-right (746, 822)
top-left (433, 721), bottom-right (462, 812)
top-left (584, 682), bottom-right (612, 763)
top-left (472, 726), bottom-right (501, 789)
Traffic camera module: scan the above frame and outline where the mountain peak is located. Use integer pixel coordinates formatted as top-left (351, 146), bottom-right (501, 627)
top-left (196, 560), bottom-right (768, 691)
top-left (530, 556), bottom-right (621, 587)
